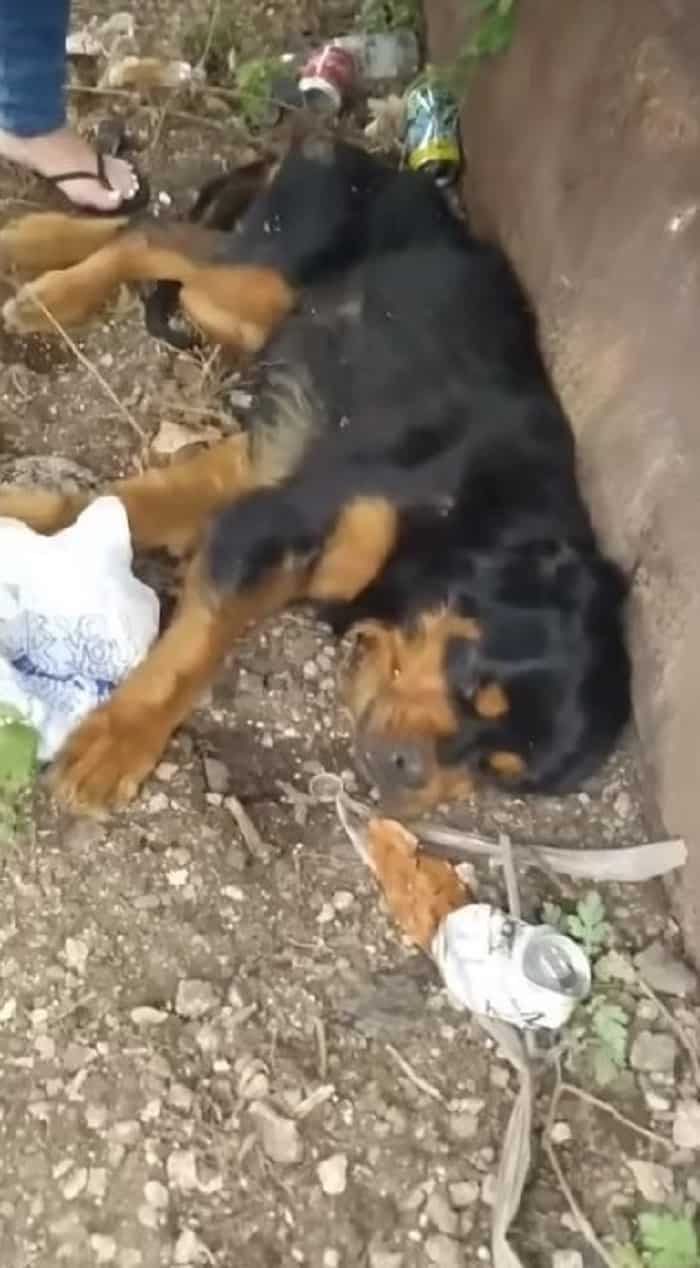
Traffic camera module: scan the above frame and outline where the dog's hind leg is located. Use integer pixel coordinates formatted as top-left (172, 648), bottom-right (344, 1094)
top-left (0, 434), bottom-right (258, 555)
top-left (0, 213), bottom-right (130, 274)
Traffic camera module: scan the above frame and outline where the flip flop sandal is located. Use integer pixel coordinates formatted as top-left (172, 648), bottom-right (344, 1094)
top-left (42, 149), bottom-right (150, 216)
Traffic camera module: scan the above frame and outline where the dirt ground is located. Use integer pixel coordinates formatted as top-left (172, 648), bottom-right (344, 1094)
top-left (0, 3), bottom-right (698, 1267)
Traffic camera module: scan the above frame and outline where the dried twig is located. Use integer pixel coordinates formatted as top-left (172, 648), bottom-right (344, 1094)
top-left (385, 1043), bottom-right (448, 1107)
top-left (224, 793), bottom-right (271, 863)
top-left (544, 1061), bottom-right (618, 1268)
top-left (637, 975), bottom-right (700, 1088)
top-left (558, 1080), bottom-right (674, 1150)
top-left (195, 0), bottom-right (222, 74)
top-left (313, 1016), bottom-right (328, 1081)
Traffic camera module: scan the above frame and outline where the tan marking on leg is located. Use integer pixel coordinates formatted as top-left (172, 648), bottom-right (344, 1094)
top-left (0, 213), bottom-right (128, 273)
top-left (474, 681), bottom-right (509, 719)
top-left (51, 556), bottom-right (306, 813)
top-left (307, 497), bottom-right (399, 602)
top-left (488, 750), bottom-right (525, 777)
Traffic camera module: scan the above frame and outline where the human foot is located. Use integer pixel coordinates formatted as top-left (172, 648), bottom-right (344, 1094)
top-left (0, 125), bottom-right (143, 212)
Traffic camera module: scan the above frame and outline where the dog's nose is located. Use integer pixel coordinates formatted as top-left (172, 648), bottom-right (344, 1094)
top-left (360, 735), bottom-right (431, 793)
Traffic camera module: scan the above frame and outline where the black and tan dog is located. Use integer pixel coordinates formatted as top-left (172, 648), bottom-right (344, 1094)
top-left (0, 137), bottom-right (630, 816)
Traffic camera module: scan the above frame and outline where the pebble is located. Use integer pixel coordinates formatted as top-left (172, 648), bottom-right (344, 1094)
top-left (166, 1149), bottom-right (199, 1192)
top-left (425, 1192), bottom-right (459, 1236)
top-left (550, 1121), bottom-right (572, 1145)
top-left (626, 1159), bottom-right (674, 1202)
top-left (64, 937), bottom-right (89, 975)
top-left (236, 1057), bottom-right (270, 1101)
top-left (552, 1254), bottom-right (583, 1268)
top-left (481, 1174), bottom-right (497, 1207)
top-left (143, 1180), bottom-right (169, 1209)
top-left (448, 1180), bottom-right (479, 1208)
top-left (250, 1102), bottom-right (303, 1164)
top-left (131, 1006), bottom-right (168, 1027)
top-left (61, 1166), bottom-right (88, 1200)
top-left (672, 1099), bottom-right (700, 1150)
top-left (369, 1251), bottom-right (403, 1268)
top-left (634, 942), bottom-right (698, 997)
top-left (169, 1082), bottom-right (194, 1111)
top-left (688, 1176), bottom-right (700, 1201)
top-left (203, 756), bottom-right (230, 794)
top-left (323, 1252), bottom-right (340, 1268)
top-left (317, 1153), bottom-right (348, 1195)
top-left (174, 978), bottom-right (219, 1019)
top-left (425, 1234), bottom-right (464, 1267)
top-left (90, 1234), bottom-right (117, 1264)
top-left (449, 1112), bottom-right (479, 1141)
top-left (147, 792), bottom-right (169, 814)
top-left (629, 1031), bottom-right (677, 1073)
top-left (173, 1229), bottom-right (210, 1265)
top-left (332, 890), bottom-right (355, 912)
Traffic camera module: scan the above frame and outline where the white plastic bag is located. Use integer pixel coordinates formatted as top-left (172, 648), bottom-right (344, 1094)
top-left (0, 496), bottom-right (159, 761)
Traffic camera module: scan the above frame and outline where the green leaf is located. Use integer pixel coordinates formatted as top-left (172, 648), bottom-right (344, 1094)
top-left (638, 1213), bottom-right (699, 1268)
top-left (589, 999), bottom-right (628, 1083)
top-left (566, 890), bottom-right (611, 957)
top-left (0, 716), bottom-right (38, 798)
top-left (611, 1246), bottom-right (644, 1268)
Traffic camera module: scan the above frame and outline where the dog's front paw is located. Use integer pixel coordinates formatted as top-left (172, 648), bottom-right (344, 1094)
top-left (50, 702), bottom-right (167, 815)
top-left (2, 284), bottom-right (50, 334)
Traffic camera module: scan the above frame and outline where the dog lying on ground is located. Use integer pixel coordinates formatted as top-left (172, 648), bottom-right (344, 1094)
top-left (0, 136), bottom-right (631, 816)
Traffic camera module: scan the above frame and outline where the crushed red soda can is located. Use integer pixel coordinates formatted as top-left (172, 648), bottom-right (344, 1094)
top-left (298, 44), bottom-right (356, 113)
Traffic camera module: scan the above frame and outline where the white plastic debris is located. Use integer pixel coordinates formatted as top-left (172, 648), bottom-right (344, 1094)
top-left (0, 496), bottom-right (159, 762)
top-left (431, 904), bottom-right (591, 1030)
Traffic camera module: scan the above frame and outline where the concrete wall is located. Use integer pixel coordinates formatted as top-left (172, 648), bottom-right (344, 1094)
top-left (424, 0), bottom-right (700, 965)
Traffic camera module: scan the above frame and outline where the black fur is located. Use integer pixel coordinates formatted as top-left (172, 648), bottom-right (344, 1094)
top-left (201, 139), bottom-right (630, 795)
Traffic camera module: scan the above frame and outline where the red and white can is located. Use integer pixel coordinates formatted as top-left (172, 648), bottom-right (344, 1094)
top-left (298, 44), bottom-right (356, 113)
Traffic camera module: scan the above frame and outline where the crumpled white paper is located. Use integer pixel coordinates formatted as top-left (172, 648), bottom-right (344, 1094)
top-left (0, 496), bottom-right (159, 761)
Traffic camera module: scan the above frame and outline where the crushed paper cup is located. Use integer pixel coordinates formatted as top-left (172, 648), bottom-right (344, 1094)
top-left (432, 903), bottom-right (591, 1031)
top-left (0, 496), bottom-right (159, 762)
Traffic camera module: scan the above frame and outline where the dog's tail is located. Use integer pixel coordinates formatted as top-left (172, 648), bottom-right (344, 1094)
top-left (0, 212), bottom-right (129, 275)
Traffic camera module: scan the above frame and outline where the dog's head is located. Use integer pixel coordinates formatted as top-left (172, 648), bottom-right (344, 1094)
top-left (338, 540), bottom-right (630, 815)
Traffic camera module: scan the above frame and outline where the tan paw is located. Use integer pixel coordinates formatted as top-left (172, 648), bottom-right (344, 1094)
top-left (2, 284), bottom-right (52, 334)
top-left (50, 703), bottom-right (167, 815)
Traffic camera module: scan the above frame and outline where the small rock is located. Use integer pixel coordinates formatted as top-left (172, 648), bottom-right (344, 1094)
top-left (626, 1159), bottom-right (674, 1202)
top-left (317, 902), bottom-right (335, 925)
top-left (425, 1233), bottom-right (464, 1267)
top-left (173, 1229), bottom-right (211, 1266)
top-left (552, 1254), bottom-right (583, 1268)
top-left (131, 1006), bottom-right (168, 1027)
top-left (203, 756), bottom-right (230, 794)
top-left (481, 1174), bottom-right (497, 1206)
top-left (90, 1235), bottom-right (117, 1264)
top-left (317, 1153), bottom-right (348, 1196)
top-left (61, 1166), bottom-right (88, 1200)
top-left (143, 1180), bottom-right (169, 1209)
top-left (332, 890), bottom-right (354, 912)
top-left (147, 791), bottom-right (169, 814)
top-left (673, 1099), bottom-right (700, 1150)
top-left (643, 1086), bottom-right (672, 1114)
top-left (64, 937), bottom-right (89, 975)
top-left (688, 1176), bottom-right (700, 1201)
top-left (448, 1180), bottom-right (479, 1208)
top-left (169, 1082), bottom-right (194, 1111)
top-left (166, 1150), bottom-right (198, 1192)
top-left (425, 1192), bottom-right (459, 1236)
top-left (323, 1252), bottom-right (340, 1268)
top-left (369, 1251), bottom-right (403, 1268)
top-left (250, 1103), bottom-right (303, 1165)
top-left (614, 791), bottom-right (631, 818)
top-left (635, 942), bottom-right (698, 998)
top-left (174, 979), bottom-right (219, 1019)
top-left (87, 1168), bottom-right (107, 1200)
top-left (595, 950), bottom-right (636, 984)
top-left (629, 1031), bottom-right (677, 1073)
top-left (550, 1121), bottom-right (572, 1145)
top-left (63, 1042), bottom-right (93, 1073)
top-left (449, 1112), bottom-right (479, 1140)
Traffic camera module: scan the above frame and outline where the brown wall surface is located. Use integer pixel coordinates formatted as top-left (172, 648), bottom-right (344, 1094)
top-left (425, 0), bottom-right (700, 964)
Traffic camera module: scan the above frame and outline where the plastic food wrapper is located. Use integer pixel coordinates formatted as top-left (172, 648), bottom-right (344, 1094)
top-left (0, 496), bottom-right (159, 763)
top-left (365, 818), bottom-right (470, 949)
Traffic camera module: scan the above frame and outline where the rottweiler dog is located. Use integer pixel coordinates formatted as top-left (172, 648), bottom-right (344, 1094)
top-left (0, 136), bottom-right (630, 815)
